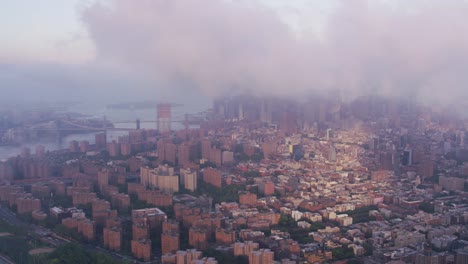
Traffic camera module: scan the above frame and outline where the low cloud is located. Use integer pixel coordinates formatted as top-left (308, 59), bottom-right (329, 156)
top-left (3, 0), bottom-right (468, 108)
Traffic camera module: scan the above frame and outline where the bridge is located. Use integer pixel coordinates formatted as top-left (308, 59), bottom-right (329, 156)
top-left (0, 112), bottom-right (208, 133)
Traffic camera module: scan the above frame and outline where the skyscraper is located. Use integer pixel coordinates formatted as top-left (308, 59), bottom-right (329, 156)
top-left (328, 145), bottom-right (337, 162)
top-left (157, 103), bottom-right (171, 133)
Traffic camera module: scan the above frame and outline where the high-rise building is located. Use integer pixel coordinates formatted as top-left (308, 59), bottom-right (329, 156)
top-left (328, 146), bottom-right (337, 162)
top-left (260, 99), bottom-right (272, 123)
top-left (234, 241), bottom-right (259, 257)
top-left (163, 220), bottom-right (180, 233)
top-left (280, 111), bottom-right (297, 135)
top-left (16, 197), bottom-right (41, 214)
top-left (192, 258), bottom-right (218, 264)
top-left (415, 244), bottom-right (446, 264)
top-left (455, 248), bottom-right (468, 264)
top-left (326, 129), bottom-right (333, 140)
top-left (402, 149), bottom-right (413, 166)
top-left (189, 227), bottom-right (208, 250)
top-left (222, 151), bottom-right (234, 166)
top-left (213, 98), bottom-right (226, 119)
top-left (119, 143), bottom-right (130, 156)
top-left (79, 141), bottom-right (90, 153)
top-left (140, 166), bottom-right (179, 193)
top-left (103, 226), bottom-right (122, 251)
top-left (129, 130), bottom-right (145, 143)
top-left (107, 141), bottom-right (121, 157)
top-left (178, 144), bottom-right (190, 167)
top-left (97, 170), bottom-right (109, 189)
top-left (35, 145), bottom-right (46, 158)
top-left (259, 181), bottom-right (274, 196)
top-left (238, 103), bottom-right (244, 120)
top-left (77, 218), bottom-right (95, 241)
top-left (70, 141), bottom-right (79, 152)
top-left (176, 249), bottom-right (203, 264)
top-left (158, 103), bottom-right (172, 133)
top-left (95, 133), bottom-right (107, 149)
top-left (210, 148), bottom-right (222, 167)
top-left (31, 185), bottom-right (50, 198)
top-left (249, 249), bottom-right (274, 264)
top-left (203, 168), bottom-right (222, 188)
top-left (180, 168), bottom-right (197, 192)
top-left (162, 231), bottom-right (179, 254)
top-left (110, 193), bottom-right (130, 212)
top-left (261, 142), bottom-right (277, 159)
top-left (165, 142), bottom-right (177, 165)
top-left (131, 239), bottom-right (152, 261)
top-left (132, 207), bottom-right (167, 230)
top-left (133, 223), bottom-right (149, 240)
top-left (239, 192), bottom-right (257, 206)
top-left (158, 139), bottom-right (166, 161)
top-left (201, 140), bottom-right (211, 160)
top-left (215, 228), bottom-right (236, 245)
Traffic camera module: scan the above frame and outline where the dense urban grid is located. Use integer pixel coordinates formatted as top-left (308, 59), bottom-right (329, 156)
top-left (0, 96), bottom-right (467, 264)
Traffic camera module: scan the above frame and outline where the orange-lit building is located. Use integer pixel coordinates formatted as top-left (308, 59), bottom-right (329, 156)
top-left (239, 192), bottom-right (257, 206)
top-left (157, 103), bottom-right (172, 134)
top-left (203, 168), bottom-right (222, 188)
top-left (161, 231), bottom-right (179, 254)
top-left (215, 228), bottom-right (236, 245)
top-left (234, 241), bottom-right (259, 256)
top-left (133, 223), bottom-right (149, 240)
top-left (131, 239), bottom-right (152, 261)
top-left (189, 227), bottom-right (208, 250)
top-left (103, 226), bottom-right (122, 251)
top-left (249, 249), bottom-right (274, 264)
top-left (72, 192), bottom-right (96, 206)
top-left (16, 197), bottom-right (41, 214)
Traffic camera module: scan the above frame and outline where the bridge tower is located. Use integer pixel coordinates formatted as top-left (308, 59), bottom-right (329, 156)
top-left (184, 114), bottom-right (189, 131)
top-left (55, 120), bottom-right (63, 144)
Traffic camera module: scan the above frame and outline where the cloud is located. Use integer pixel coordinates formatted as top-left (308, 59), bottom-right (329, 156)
top-left (325, 0), bottom-right (468, 104)
top-left (2, 0), bottom-right (468, 109)
top-left (79, 0), bottom-right (468, 106)
top-left (81, 0), bottom-right (331, 98)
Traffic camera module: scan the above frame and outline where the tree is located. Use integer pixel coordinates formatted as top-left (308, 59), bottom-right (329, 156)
top-left (48, 243), bottom-right (93, 264)
top-left (332, 247), bottom-right (354, 260)
top-left (419, 202), bottom-right (435, 213)
top-left (203, 248), bottom-right (248, 264)
top-left (244, 171), bottom-right (261, 178)
top-left (279, 214), bottom-right (296, 228)
top-left (48, 243), bottom-right (125, 264)
top-left (251, 152), bottom-right (264, 163)
top-left (363, 242), bottom-right (373, 256)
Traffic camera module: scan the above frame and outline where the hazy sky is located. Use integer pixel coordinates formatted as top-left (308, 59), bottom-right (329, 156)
top-left (1, 0), bottom-right (468, 107)
top-left (1, 0), bottom-right (333, 64)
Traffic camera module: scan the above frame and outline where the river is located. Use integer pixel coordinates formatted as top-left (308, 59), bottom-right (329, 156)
top-left (0, 100), bottom-right (210, 161)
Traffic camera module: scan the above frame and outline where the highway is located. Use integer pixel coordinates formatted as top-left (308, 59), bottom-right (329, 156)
top-left (0, 203), bottom-right (27, 229)
top-left (0, 203), bottom-right (68, 247)
top-left (0, 255), bottom-right (14, 264)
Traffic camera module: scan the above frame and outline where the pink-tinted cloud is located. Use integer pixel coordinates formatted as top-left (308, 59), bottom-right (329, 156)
top-left (12, 0), bottom-right (463, 106)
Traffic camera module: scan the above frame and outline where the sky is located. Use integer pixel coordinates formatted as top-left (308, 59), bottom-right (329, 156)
top-left (1, 0), bottom-right (93, 64)
top-left (1, 0), bottom-right (468, 108)
top-left (0, 0), bottom-right (333, 64)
